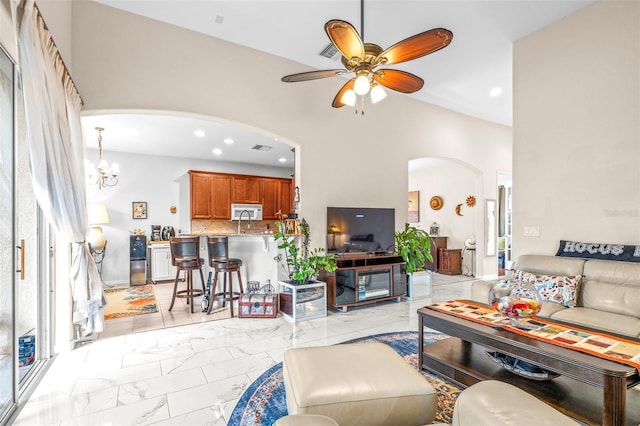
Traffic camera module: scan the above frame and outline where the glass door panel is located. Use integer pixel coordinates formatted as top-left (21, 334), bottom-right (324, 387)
top-left (16, 69), bottom-right (39, 385)
top-left (0, 45), bottom-right (16, 421)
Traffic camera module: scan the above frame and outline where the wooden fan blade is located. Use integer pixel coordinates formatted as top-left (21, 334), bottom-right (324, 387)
top-left (281, 69), bottom-right (346, 83)
top-left (377, 28), bottom-right (453, 65)
top-left (373, 69), bottom-right (424, 93)
top-left (325, 20), bottom-right (365, 61)
top-left (332, 78), bottom-right (356, 108)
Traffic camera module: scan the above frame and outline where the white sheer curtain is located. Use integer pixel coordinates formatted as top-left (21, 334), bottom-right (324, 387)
top-left (12, 0), bottom-right (104, 338)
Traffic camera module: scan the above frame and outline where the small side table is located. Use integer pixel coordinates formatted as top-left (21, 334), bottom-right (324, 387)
top-left (278, 281), bottom-right (327, 322)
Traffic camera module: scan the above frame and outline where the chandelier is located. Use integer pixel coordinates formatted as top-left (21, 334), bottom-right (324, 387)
top-left (86, 127), bottom-right (119, 189)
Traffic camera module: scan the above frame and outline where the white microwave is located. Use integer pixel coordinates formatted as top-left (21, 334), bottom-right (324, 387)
top-left (231, 203), bottom-right (263, 221)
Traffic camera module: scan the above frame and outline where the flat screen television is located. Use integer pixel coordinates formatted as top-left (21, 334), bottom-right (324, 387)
top-left (326, 207), bottom-right (395, 254)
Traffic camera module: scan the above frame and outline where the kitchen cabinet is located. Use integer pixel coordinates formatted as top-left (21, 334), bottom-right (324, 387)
top-left (148, 243), bottom-right (177, 283)
top-left (279, 179), bottom-right (293, 216)
top-left (262, 178), bottom-right (293, 219)
top-left (189, 171), bottom-right (231, 219)
top-left (212, 174), bottom-right (231, 218)
top-left (232, 176), bottom-right (261, 204)
top-left (190, 172), bottom-right (213, 219)
top-left (190, 170), bottom-right (292, 220)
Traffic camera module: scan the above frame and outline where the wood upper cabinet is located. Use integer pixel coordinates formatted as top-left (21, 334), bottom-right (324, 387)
top-left (261, 179), bottom-right (279, 219)
top-left (212, 174), bottom-right (231, 219)
top-left (190, 170), bottom-right (292, 220)
top-left (190, 172), bottom-right (213, 219)
top-left (262, 178), bottom-right (293, 219)
top-left (279, 179), bottom-right (293, 216)
top-left (189, 171), bottom-right (231, 219)
top-left (231, 176), bottom-right (261, 204)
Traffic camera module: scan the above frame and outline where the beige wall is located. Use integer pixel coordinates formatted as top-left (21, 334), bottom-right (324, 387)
top-left (513, 0), bottom-right (640, 258)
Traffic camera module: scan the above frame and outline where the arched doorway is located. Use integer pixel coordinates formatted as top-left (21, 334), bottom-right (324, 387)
top-left (409, 157), bottom-right (482, 277)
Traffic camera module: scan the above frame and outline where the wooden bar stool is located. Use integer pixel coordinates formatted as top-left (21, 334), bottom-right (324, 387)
top-left (169, 236), bottom-right (206, 313)
top-left (206, 236), bottom-right (244, 316)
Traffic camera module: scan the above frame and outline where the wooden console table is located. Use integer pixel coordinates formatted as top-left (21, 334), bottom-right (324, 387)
top-left (418, 306), bottom-right (640, 425)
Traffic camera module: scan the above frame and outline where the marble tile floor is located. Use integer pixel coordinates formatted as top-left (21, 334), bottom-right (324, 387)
top-left (13, 273), bottom-right (473, 426)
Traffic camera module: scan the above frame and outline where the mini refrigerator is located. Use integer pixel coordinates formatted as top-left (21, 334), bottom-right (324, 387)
top-left (130, 235), bottom-right (147, 285)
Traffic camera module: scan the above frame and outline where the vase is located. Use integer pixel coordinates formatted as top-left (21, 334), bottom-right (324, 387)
top-left (489, 280), bottom-right (542, 326)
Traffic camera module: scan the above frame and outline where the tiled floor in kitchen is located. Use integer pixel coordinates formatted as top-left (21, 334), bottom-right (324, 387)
top-left (13, 273), bottom-right (474, 426)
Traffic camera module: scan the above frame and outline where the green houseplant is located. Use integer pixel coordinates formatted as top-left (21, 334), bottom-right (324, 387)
top-left (395, 223), bottom-right (433, 274)
top-left (274, 218), bottom-right (337, 285)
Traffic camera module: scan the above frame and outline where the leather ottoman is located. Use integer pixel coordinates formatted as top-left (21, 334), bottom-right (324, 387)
top-left (451, 380), bottom-right (577, 425)
top-left (282, 342), bottom-right (437, 426)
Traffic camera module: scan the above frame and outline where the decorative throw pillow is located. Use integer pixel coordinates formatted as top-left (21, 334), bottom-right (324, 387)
top-left (512, 270), bottom-right (582, 308)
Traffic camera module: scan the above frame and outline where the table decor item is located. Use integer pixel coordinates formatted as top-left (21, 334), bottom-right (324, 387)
top-left (489, 280), bottom-right (542, 326)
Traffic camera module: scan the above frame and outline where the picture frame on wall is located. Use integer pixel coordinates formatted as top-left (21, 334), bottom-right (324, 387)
top-left (408, 191), bottom-right (420, 223)
top-left (132, 201), bottom-right (147, 219)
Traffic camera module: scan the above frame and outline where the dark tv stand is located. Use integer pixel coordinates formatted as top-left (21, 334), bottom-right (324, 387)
top-left (320, 253), bottom-right (407, 312)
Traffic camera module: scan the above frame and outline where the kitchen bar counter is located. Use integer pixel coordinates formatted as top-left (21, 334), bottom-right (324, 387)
top-left (182, 234), bottom-right (282, 289)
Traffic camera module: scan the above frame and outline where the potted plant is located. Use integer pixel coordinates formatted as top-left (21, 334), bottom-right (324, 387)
top-left (274, 217), bottom-right (337, 285)
top-left (395, 223), bottom-right (433, 299)
top-left (274, 216), bottom-right (337, 321)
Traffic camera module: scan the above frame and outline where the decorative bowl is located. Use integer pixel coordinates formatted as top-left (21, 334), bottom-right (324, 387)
top-left (489, 280), bottom-right (542, 326)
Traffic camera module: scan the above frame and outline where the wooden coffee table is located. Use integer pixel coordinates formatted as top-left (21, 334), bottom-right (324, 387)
top-left (418, 305), bottom-right (640, 426)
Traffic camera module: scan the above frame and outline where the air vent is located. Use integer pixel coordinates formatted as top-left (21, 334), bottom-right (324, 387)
top-left (319, 43), bottom-right (341, 61)
top-left (252, 144), bottom-right (272, 151)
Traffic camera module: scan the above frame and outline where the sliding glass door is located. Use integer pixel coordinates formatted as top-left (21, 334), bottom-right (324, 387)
top-left (0, 44), bottom-right (53, 423)
top-left (0, 44), bottom-right (17, 423)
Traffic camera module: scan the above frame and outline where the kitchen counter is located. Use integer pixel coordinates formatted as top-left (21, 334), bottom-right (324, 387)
top-left (177, 234), bottom-right (283, 289)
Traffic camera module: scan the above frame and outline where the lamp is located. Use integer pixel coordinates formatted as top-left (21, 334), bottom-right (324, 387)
top-left (341, 89), bottom-right (357, 107)
top-left (354, 74), bottom-right (371, 95)
top-left (370, 83), bottom-right (387, 104)
top-left (87, 203), bottom-right (109, 252)
top-left (86, 127), bottom-right (119, 189)
top-left (328, 224), bottom-right (341, 250)
top-left (340, 79), bottom-right (387, 111)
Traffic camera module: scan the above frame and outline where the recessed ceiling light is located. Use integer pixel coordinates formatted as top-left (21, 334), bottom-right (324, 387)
top-left (278, 158), bottom-right (287, 163)
top-left (224, 138), bottom-right (234, 145)
top-left (212, 148), bottom-right (222, 155)
top-left (489, 87), bottom-right (503, 97)
top-left (194, 130), bottom-right (205, 138)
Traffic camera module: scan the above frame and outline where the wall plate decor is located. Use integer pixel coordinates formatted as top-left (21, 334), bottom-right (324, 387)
top-left (466, 195), bottom-right (477, 207)
top-left (430, 196), bottom-right (443, 210)
top-left (408, 191), bottom-right (420, 223)
top-left (132, 201), bottom-right (147, 219)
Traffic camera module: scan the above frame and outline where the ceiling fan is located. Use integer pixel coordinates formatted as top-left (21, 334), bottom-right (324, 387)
top-left (281, 0), bottom-right (453, 109)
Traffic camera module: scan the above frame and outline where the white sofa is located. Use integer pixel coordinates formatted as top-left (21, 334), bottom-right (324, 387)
top-left (472, 254), bottom-right (640, 338)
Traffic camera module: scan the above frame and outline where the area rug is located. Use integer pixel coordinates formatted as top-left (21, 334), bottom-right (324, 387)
top-left (103, 284), bottom-right (159, 319)
top-left (228, 331), bottom-right (461, 425)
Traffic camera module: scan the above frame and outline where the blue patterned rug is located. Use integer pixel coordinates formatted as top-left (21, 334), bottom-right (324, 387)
top-left (228, 331), bottom-right (461, 425)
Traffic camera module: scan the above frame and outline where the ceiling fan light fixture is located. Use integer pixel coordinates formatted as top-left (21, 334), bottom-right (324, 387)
top-left (370, 83), bottom-right (387, 104)
top-left (341, 89), bottom-right (357, 106)
top-left (354, 74), bottom-right (371, 95)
